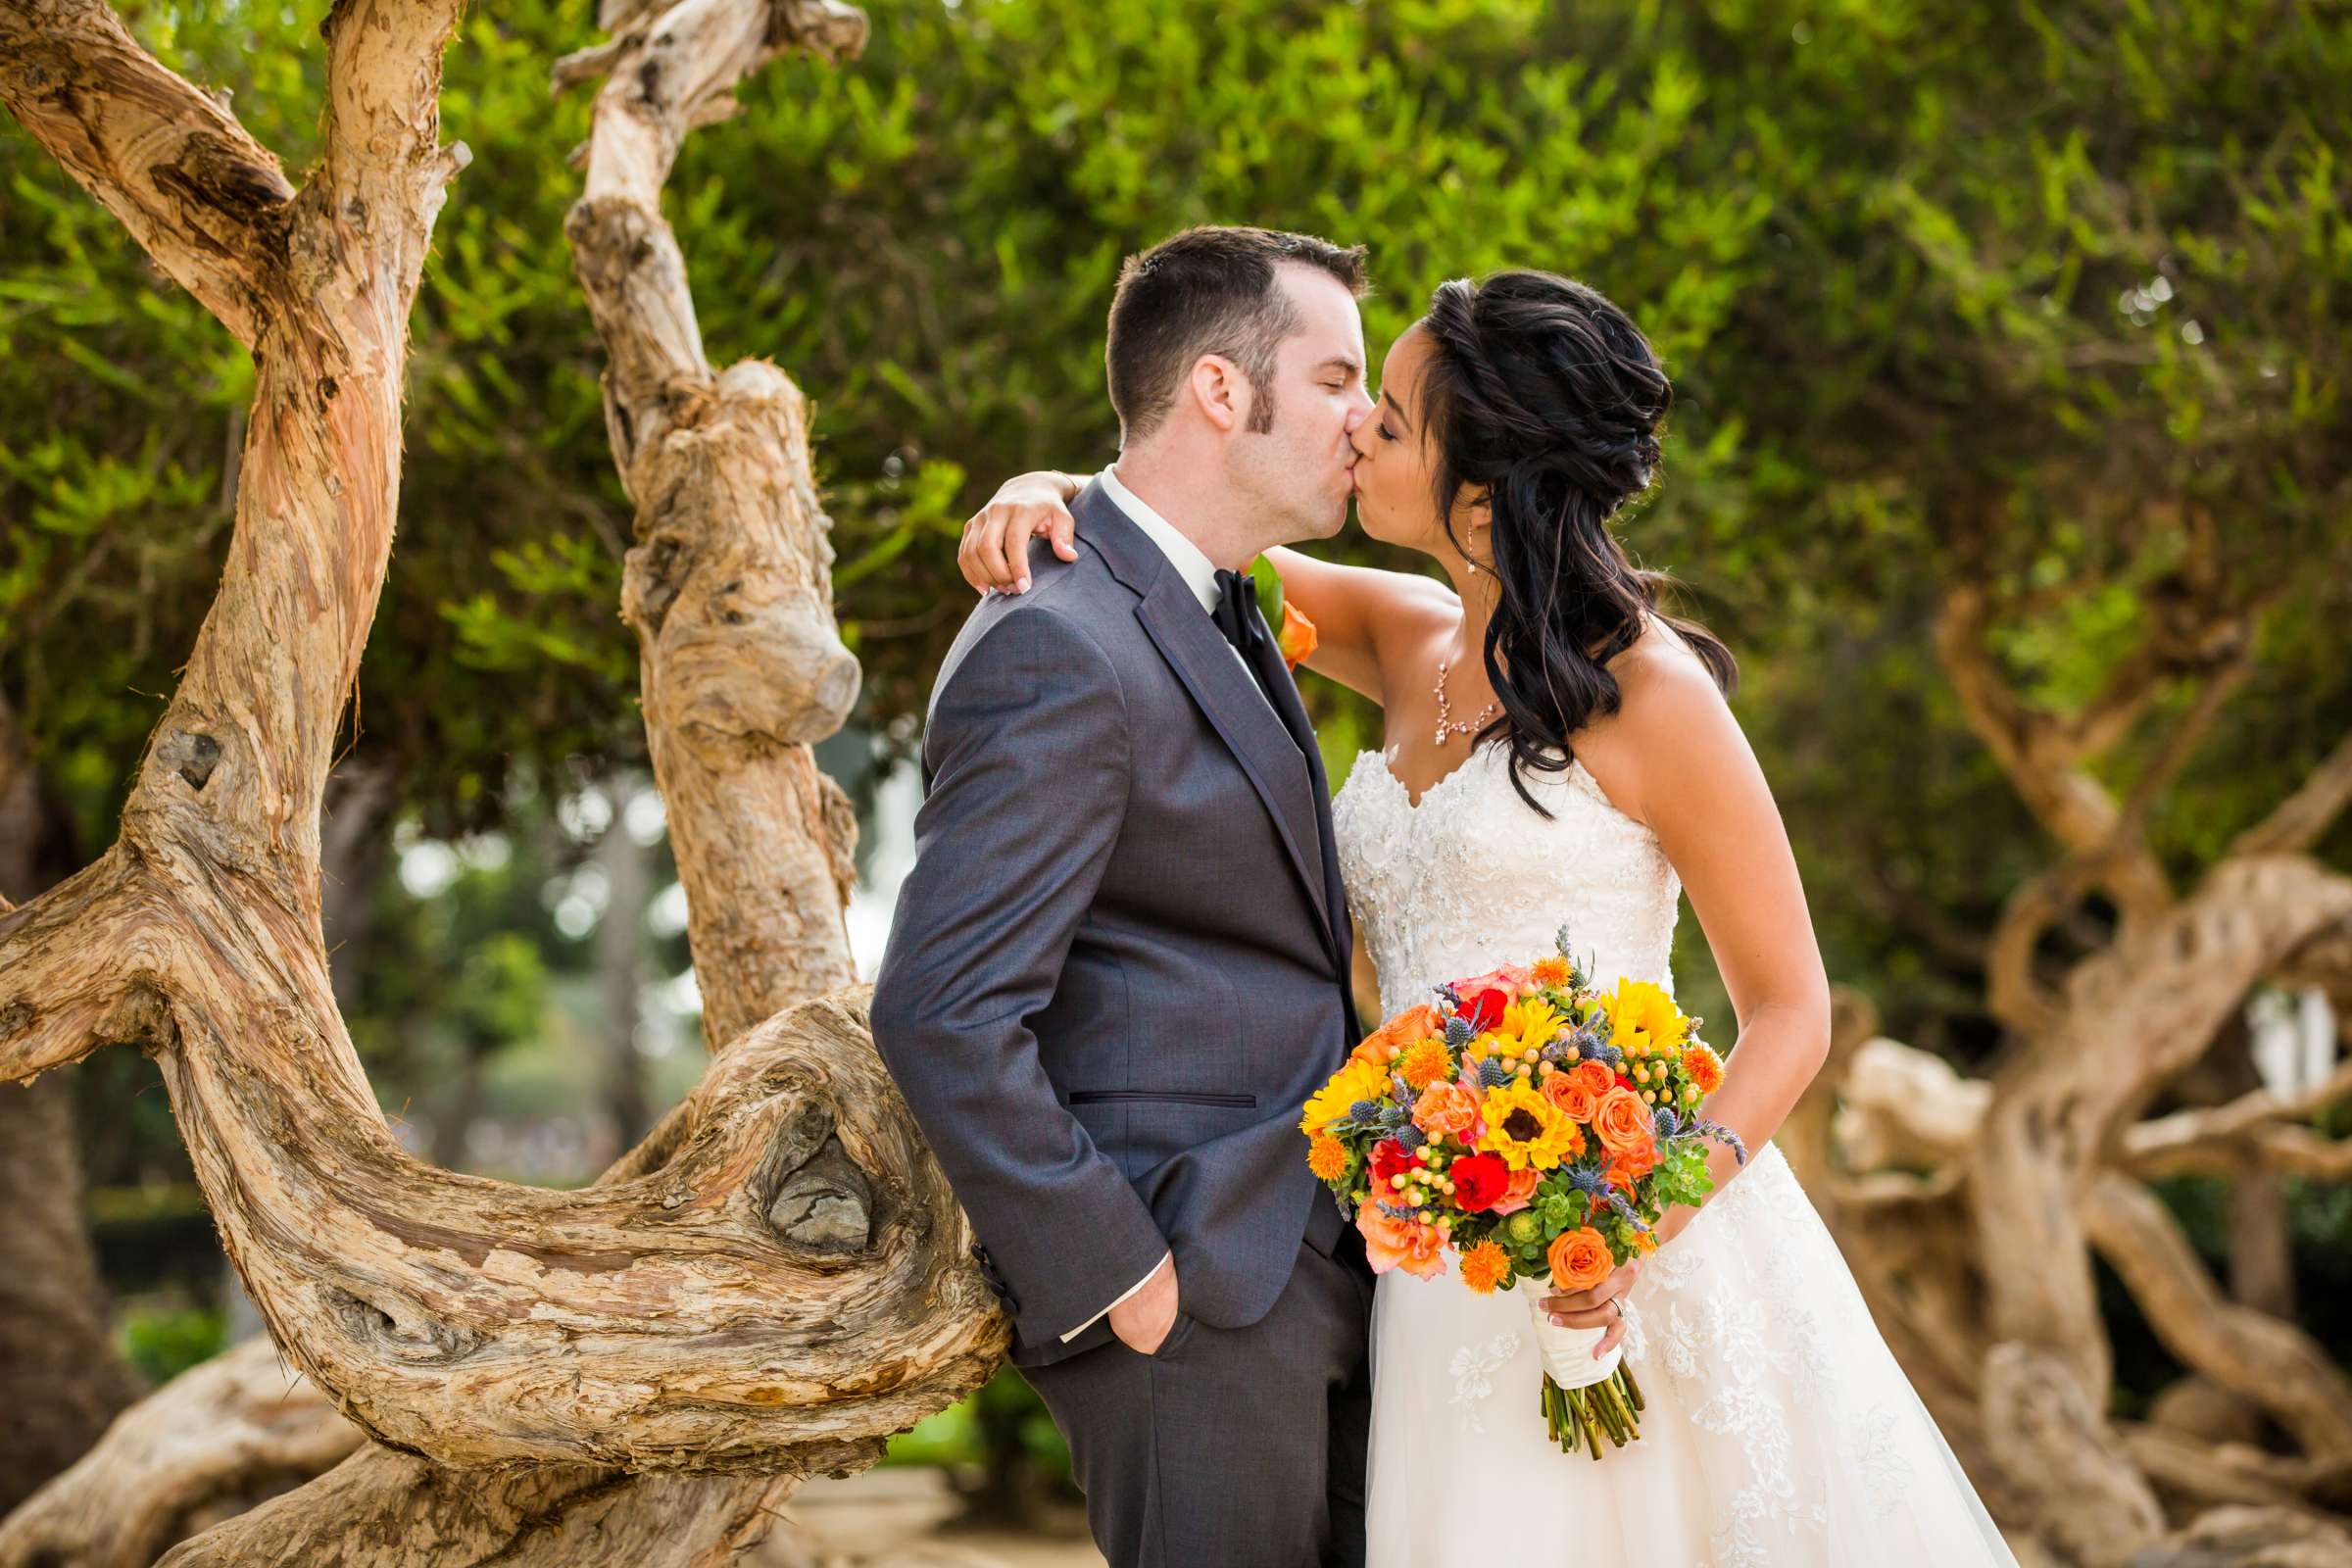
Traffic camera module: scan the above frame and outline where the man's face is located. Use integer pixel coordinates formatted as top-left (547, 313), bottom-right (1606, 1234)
top-left (1230, 265), bottom-right (1374, 543)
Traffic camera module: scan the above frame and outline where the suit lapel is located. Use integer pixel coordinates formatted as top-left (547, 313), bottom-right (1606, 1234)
top-left (1132, 577), bottom-right (1339, 963)
top-left (1076, 482), bottom-right (1341, 965)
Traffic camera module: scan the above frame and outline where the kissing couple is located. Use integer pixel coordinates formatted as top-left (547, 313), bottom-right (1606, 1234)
top-left (871, 225), bottom-right (2018, 1568)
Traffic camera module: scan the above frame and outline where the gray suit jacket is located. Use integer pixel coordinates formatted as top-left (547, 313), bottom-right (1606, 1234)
top-left (870, 480), bottom-right (1358, 1369)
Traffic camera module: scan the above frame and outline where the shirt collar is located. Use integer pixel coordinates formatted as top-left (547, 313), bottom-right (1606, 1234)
top-left (1098, 465), bottom-right (1221, 615)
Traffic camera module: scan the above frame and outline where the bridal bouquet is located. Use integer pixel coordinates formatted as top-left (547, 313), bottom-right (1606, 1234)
top-left (1299, 928), bottom-right (1742, 1458)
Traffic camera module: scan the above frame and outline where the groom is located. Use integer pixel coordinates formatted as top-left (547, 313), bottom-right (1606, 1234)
top-left (870, 226), bottom-right (1377, 1567)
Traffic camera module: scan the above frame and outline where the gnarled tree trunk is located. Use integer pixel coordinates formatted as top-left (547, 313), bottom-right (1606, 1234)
top-left (0, 0), bottom-right (1005, 1561)
top-left (0, 691), bottom-right (147, 1511)
top-left (1785, 569), bottom-right (2352, 1566)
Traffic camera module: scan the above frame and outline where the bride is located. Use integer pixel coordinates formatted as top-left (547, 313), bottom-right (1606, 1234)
top-left (957, 269), bottom-right (2017, 1565)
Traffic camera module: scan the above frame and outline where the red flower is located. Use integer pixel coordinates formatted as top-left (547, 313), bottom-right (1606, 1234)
top-left (1369, 1139), bottom-right (1424, 1192)
top-left (1461, 988), bottom-right (1509, 1034)
top-left (1448, 1152), bottom-right (1510, 1212)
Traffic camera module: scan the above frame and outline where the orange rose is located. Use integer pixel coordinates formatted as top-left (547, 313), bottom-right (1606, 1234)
top-left (1350, 1003), bottom-right (1443, 1069)
top-left (1412, 1079), bottom-right (1479, 1141)
top-left (1277, 600), bottom-right (1319, 669)
top-left (1546, 1225), bottom-right (1614, 1292)
top-left (1491, 1164), bottom-right (1541, 1216)
top-left (1543, 1071), bottom-right (1598, 1124)
top-left (1569, 1059), bottom-right (1616, 1100)
top-left (1604, 1136), bottom-right (1661, 1190)
top-left (1592, 1086), bottom-right (1653, 1155)
top-left (1356, 1198), bottom-right (1446, 1280)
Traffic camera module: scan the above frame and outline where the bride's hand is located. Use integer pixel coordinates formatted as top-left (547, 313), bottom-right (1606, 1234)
top-left (959, 469), bottom-right (1082, 595)
top-left (1540, 1254), bottom-right (1644, 1358)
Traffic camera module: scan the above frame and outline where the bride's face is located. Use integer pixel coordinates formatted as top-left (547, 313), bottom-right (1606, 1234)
top-left (1350, 322), bottom-right (1483, 566)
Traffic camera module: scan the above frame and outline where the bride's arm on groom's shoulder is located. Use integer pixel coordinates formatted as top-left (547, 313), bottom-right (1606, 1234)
top-left (1261, 547), bottom-right (1456, 705)
top-left (953, 472), bottom-right (1454, 708)
top-left (958, 469), bottom-right (1085, 596)
top-left (1598, 631), bottom-right (1835, 1246)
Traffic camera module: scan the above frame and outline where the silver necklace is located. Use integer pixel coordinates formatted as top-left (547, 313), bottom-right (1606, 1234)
top-left (1432, 660), bottom-right (1496, 746)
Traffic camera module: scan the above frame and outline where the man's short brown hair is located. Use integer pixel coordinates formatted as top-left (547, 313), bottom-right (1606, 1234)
top-left (1105, 225), bottom-right (1369, 444)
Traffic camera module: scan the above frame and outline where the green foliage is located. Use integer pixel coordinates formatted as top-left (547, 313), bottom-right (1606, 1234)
top-left (117, 1303), bottom-right (227, 1386)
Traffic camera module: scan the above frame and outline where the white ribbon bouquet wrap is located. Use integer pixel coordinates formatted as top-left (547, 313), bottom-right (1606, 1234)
top-left (1514, 1276), bottom-right (1644, 1456)
top-left (1519, 1277), bottom-right (1624, 1389)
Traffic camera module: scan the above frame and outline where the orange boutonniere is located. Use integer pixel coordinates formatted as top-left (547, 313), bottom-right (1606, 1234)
top-left (1247, 555), bottom-right (1318, 670)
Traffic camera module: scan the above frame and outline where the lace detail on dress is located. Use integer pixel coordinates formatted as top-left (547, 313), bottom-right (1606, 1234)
top-left (1332, 743), bottom-right (1683, 1019)
top-left (1447, 1333), bottom-right (1522, 1435)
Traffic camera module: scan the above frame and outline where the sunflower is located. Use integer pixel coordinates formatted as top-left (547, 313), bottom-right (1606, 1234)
top-left (1605, 977), bottom-right (1688, 1057)
top-left (1459, 1239), bottom-right (1510, 1295)
top-left (1397, 1035), bottom-right (1453, 1092)
top-left (1498, 998), bottom-right (1565, 1058)
top-left (1299, 1056), bottom-right (1392, 1138)
top-left (1306, 1134), bottom-right (1350, 1182)
top-left (1475, 1081), bottom-right (1585, 1171)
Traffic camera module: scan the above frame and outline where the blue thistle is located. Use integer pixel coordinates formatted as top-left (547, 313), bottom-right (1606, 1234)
top-left (1478, 1056), bottom-right (1512, 1089)
top-left (1445, 1014), bottom-right (1474, 1049)
top-left (1563, 1166), bottom-right (1649, 1232)
top-left (1654, 1106), bottom-right (1684, 1139)
top-left (1395, 1123), bottom-right (1427, 1152)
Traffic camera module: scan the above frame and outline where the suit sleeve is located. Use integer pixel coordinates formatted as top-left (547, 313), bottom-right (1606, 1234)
top-left (868, 605), bottom-right (1170, 1347)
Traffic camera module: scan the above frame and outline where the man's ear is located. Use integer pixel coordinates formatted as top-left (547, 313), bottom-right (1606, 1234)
top-left (1188, 354), bottom-right (1244, 432)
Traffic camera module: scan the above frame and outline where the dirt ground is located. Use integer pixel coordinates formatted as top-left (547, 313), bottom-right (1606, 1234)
top-left (763, 1468), bottom-right (1106, 1568)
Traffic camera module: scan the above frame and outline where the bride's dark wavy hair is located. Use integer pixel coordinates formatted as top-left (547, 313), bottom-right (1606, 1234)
top-left (1418, 270), bottom-right (1738, 814)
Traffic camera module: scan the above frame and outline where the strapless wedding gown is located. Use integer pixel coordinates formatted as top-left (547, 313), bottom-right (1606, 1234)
top-left (1331, 741), bottom-right (2019, 1568)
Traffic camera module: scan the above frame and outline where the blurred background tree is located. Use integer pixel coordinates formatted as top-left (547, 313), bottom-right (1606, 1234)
top-left (1, 0), bottom-right (2343, 1554)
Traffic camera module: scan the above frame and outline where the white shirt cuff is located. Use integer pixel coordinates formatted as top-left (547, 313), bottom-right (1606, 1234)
top-left (1058, 1250), bottom-right (1170, 1343)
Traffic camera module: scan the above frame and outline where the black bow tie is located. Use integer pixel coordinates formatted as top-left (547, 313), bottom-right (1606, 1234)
top-left (1212, 567), bottom-right (1268, 659)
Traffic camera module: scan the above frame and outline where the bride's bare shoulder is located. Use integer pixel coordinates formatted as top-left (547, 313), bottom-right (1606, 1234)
top-left (1573, 614), bottom-right (1737, 825)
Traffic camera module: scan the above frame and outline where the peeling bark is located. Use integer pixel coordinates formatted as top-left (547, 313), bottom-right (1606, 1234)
top-left (0, 1338), bottom-right (362, 1568)
top-left (0, 0), bottom-right (1002, 1561)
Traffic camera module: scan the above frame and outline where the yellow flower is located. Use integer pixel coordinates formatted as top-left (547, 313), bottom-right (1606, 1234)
top-left (1459, 1239), bottom-right (1509, 1295)
top-left (1475, 1081), bottom-right (1585, 1171)
top-left (1499, 998), bottom-right (1564, 1056)
top-left (1604, 977), bottom-right (1688, 1057)
top-left (1397, 1036), bottom-right (1453, 1092)
top-left (1306, 1134), bottom-right (1349, 1181)
top-left (1299, 1056), bottom-right (1391, 1139)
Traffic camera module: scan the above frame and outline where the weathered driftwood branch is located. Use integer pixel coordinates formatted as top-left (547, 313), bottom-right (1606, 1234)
top-left (1970, 853), bottom-right (2352, 1408)
top-left (160, 1446), bottom-right (805, 1568)
top-left (561, 0), bottom-right (871, 1040)
top-left (2122, 1058), bottom-right (2352, 1180)
top-left (2083, 1172), bottom-right (2352, 1464)
top-left (0, 0), bottom-right (296, 348)
top-left (0, 1338), bottom-right (363, 1568)
top-left (0, 1), bottom-right (1001, 1535)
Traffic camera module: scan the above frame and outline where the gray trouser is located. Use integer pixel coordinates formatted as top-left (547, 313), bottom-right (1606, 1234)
top-left (1020, 1233), bottom-right (1374, 1568)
